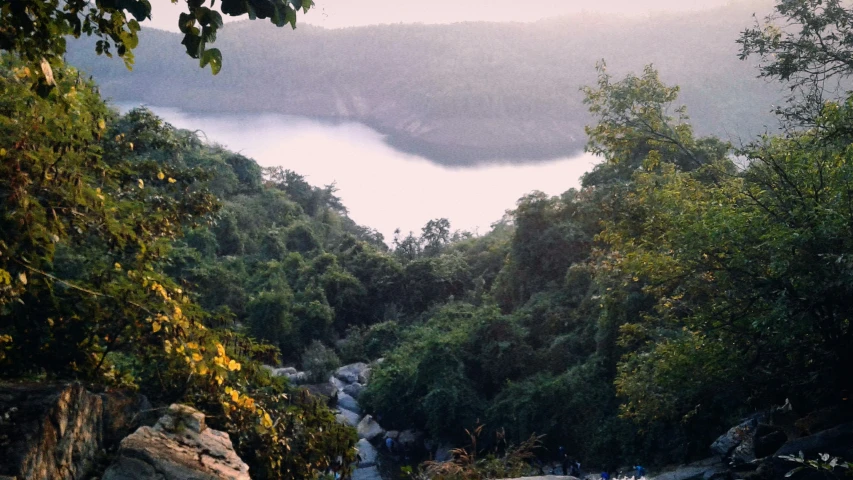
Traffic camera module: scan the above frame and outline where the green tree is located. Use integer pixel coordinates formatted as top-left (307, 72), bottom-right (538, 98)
top-left (0, 0), bottom-right (314, 77)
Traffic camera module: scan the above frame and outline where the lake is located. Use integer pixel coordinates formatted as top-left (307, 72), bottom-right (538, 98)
top-left (116, 103), bottom-right (601, 242)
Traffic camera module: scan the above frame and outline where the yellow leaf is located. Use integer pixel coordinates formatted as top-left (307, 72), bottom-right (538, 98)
top-left (230, 389), bottom-right (240, 402)
top-left (114, 263), bottom-right (122, 271)
top-left (192, 353), bottom-right (203, 362)
top-left (262, 412), bottom-right (273, 428)
top-left (0, 148), bottom-right (6, 157)
top-left (216, 344), bottom-right (225, 356)
top-left (198, 364), bottom-right (208, 375)
top-left (128, 142), bottom-right (134, 151)
top-left (18, 272), bottom-right (27, 285)
top-left (228, 360), bottom-right (241, 371)
top-left (138, 179), bottom-right (144, 189)
top-left (98, 118), bottom-right (106, 130)
top-left (152, 321), bottom-right (161, 333)
top-left (168, 177), bottom-right (177, 183)
top-left (187, 342), bottom-right (198, 350)
top-left (157, 171), bottom-right (165, 180)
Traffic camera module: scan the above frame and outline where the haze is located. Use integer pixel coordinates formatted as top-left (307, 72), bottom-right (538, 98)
top-left (146, 0), bottom-right (745, 31)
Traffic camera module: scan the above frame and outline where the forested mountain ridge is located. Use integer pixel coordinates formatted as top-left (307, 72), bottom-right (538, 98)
top-left (67, 1), bottom-right (782, 166)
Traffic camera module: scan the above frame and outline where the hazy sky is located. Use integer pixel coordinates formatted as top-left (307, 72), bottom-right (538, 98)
top-left (146, 0), bottom-right (742, 31)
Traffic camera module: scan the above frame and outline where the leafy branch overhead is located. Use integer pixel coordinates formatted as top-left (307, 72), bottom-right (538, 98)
top-left (0, 0), bottom-right (313, 76)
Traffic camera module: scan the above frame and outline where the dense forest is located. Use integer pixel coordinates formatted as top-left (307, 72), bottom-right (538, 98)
top-left (4, 0), bottom-right (853, 479)
top-left (65, 1), bottom-right (784, 166)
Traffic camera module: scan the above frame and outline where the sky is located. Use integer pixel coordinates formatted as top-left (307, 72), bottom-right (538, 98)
top-left (145, 0), bottom-right (742, 31)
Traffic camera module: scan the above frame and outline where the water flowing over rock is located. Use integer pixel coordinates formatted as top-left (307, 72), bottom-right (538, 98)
top-left (0, 382), bottom-right (151, 480)
top-left (103, 403), bottom-right (249, 480)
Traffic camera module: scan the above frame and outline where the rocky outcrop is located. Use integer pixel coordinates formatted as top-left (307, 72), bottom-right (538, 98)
top-left (0, 382), bottom-right (150, 480)
top-left (357, 415), bottom-right (385, 442)
top-left (335, 363), bottom-right (369, 385)
top-left (650, 458), bottom-right (727, 480)
top-left (262, 365), bottom-right (309, 384)
top-left (103, 404), bottom-right (249, 480)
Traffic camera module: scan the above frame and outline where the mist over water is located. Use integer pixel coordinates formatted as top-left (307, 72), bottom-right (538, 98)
top-left (116, 103), bottom-right (600, 242)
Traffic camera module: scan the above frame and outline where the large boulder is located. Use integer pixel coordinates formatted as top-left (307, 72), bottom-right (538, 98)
top-left (103, 404), bottom-right (250, 480)
top-left (336, 408), bottom-right (361, 427)
top-left (335, 363), bottom-right (369, 384)
top-left (343, 383), bottom-right (365, 400)
top-left (0, 382), bottom-right (151, 480)
top-left (337, 392), bottom-right (360, 414)
top-left (773, 421), bottom-right (853, 478)
top-left (650, 458), bottom-right (726, 480)
top-left (358, 368), bottom-right (372, 385)
top-left (357, 415), bottom-right (385, 442)
top-left (356, 438), bottom-right (378, 467)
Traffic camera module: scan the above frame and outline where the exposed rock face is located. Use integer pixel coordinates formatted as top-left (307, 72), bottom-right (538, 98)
top-left (103, 404), bottom-right (250, 480)
top-left (357, 415), bottom-right (385, 442)
top-left (336, 409), bottom-right (361, 427)
top-left (0, 382), bottom-right (150, 480)
top-left (650, 458), bottom-right (727, 480)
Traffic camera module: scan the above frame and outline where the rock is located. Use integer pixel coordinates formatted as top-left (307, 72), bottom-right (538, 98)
top-left (357, 415), bottom-right (385, 442)
top-left (335, 363), bottom-right (369, 384)
top-left (336, 408), bottom-right (361, 427)
top-left (0, 382), bottom-right (150, 480)
top-left (385, 430), bottom-right (399, 440)
top-left (711, 414), bottom-right (765, 464)
top-left (353, 465), bottom-right (382, 480)
top-left (302, 382), bottom-right (337, 399)
top-left (356, 438), bottom-right (378, 467)
top-left (650, 458), bottom-right (725, 480)
top-left (774, 421), bottom-right (853, 465)
top-left (434, 442), bottom-right (454, 462)
top-left (103, 404), bottom-right (250, 480)
top-left (284, 371), bottom-right (308, 385)
top-left (343, 383), bottom-right (365, 399)
top-left (262, 365), bottom-right (298, 377)
top-left (337, 392), bottom-right (360, 414)
top-left (358, 368), bottom-right (372, 385)
top-left (794, 405), bottom-right (853, 437)
top-left (330, 375), bottom-right (347, 391)
top-left (100, 390), bottom-right (156, 447)
top-left (753, 426), bottom-right (787, 459)
top-left (398, 429), bottom-right (425, 450)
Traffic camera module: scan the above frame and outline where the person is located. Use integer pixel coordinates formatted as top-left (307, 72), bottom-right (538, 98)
top-left (601, 471), bottom-right (611, 480)
top-left (558, 446), bottom-right (569, 475)
top-left (385, 436), bottom-right (395, 453)
top-left (635, 466), bottom-right (646, 478)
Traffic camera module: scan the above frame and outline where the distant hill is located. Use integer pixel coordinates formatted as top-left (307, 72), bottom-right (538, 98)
top-left (67, 1), bottom-right (783, 166)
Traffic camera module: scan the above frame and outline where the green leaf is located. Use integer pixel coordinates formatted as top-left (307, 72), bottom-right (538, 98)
top-left (200, 48), bottom-right (222, 75)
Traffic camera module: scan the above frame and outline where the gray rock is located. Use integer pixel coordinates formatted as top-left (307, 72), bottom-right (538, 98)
top-left (103, 404), bottom-right (250, 480)
top-left (335, 363), bottom-right (369, 384)
top-left (353, 466), bottom-right (382, 480)
top-left (284, 371), bottom-right (308, 385)
top-left (385, 430), bottom-right (399, 440)
top-left (336, 408), bottom-right (361, 427)
top-left (711, 414), bottom-right (765, 462)
top-left (356, 438), bottom-right (378, 467)
top-left (330, 375), bottom-right (347, 391)
top-left (337, 392), bottom-right (360, 414)
top-left (357, 415), bottom-right (385, 442)
top-left (649, 458), bottom-right (725, 480)
top-left (343, 383), bottom-right (365, 399)
top-left (358, 368), bottom-right (372, 385)
top-left (434, 442), bottom-right (454, 462)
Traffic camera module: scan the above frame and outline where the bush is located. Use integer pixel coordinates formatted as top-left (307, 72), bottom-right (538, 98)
top-left (301, 340), bottom-right (341, 383)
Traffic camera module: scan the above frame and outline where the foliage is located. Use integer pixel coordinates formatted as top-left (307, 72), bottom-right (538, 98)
top-left (0, 0), bottom-right (314, 76)
top-left (780, 452), bottom-right (853, 479)
top-left (301, 340), bottom-right (341, 383)
top-left (420, 424), bottom-right (543, 480)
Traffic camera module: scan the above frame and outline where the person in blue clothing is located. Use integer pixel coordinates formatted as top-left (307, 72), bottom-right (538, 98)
top-left (635, 466), bottom-right (646, 478)
top-left (385, 436), bottom-right (395, 453)
top-left (601, 471), bottom-right (611, 480)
